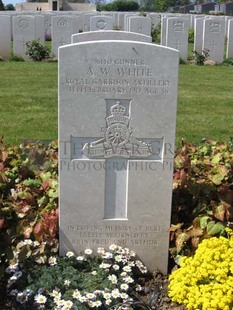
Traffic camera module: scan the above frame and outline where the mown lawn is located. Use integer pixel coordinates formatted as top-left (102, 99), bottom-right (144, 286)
top-left (0, 61), bottom-right (232, 146)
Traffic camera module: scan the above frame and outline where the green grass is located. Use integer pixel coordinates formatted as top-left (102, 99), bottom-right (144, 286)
top-left (0, 61), bottom-right (232, 146)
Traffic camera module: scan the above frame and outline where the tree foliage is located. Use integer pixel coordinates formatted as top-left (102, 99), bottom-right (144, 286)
top-left (97, 0), bottom-right (139, 11)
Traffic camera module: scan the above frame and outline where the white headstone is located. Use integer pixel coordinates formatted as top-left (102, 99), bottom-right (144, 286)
top-left (90, 16), bottom-right (113, 31)
top-left (71, 30), bottom-right (152, 44)
top-left (128, 16), bottom-right (152, 36)
top-left (0, 15), bottom-right (11, 59)
top-left (194, 17), bottom-right (204, 53)
top-left (35, 15), bottom-right (45, 44)
top-left (13, 15), bottom-right (36, 60)
top-left (226, 19), bottom-right (233, 58)
top-left (203, 19), bottom-right (225, 64)
top-left (166, 18), bottom-right (189, 61)
top-left (52, 16), bottom-right (75, 58)
top-left (83, 13), bottom-right (97, 32)
top-left (59, 40), bottom-right (179, 274)
top-left (149, 13), bottom-right (160, 30)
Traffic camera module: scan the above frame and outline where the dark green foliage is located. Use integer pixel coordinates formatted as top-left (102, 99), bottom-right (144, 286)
top-left (191, 49), bottom-right (209, 65)
top-left (9, 55), bottom-right (25, 62)
top-left (97, 0), bottom-right (139, 11)
top-left (188, 29), bottom-right (194, 43)
top-left (222, 57), bottom-right (233, 66)
top-left (4, 3), bottom-right (15, 10)
top-left (26, 40), bottom-right (50, 62)
top-left (151, 24), bottom-right (161, 44)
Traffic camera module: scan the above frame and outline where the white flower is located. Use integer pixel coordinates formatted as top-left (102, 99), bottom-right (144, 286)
top-left (86, 292), bottom-right (96, 300)
top-left (99, 263), bottom-right (111, 269)
top-left (102, 252), bottom-right (113, 259)
top-left (123, 276), bottom-right (134, 283)
top-left (84, 248), bottom-right (93, 255)
top-left (123, 265), bottom-right (132, 273)
top-left (64, 280), bottom-right (71, 286)
top-left (111, 288), bottom-right (120, 299)
top-left (112, 264), bottom-right (120, 270)
top-left (135, 284), bottom-right (142, 291)
top-left (88, 301), bottom-right (95, 308)
top-left (135, 260), bottom-right (143, 268)
top-left (34, 294), bottom-right (47, 304)
top-left (76, 255), bottom-right (84, 261)
top-left (94, 300), bottom-right (102, 307)
top-left (128, 261), bottom-right (135, 267)
top-left (91, 270), bottom-right (97, 275)
top-left (79, 296), bottom-right (87, 303)
top-left (108, 274), bottom-right (118, 284)
top-left (105, 299), bottom-right (112, 305)
top-left (109, 244), bottom-right (118, 251)
top-left (129, 250), bottom-right (136, 257)
top-left (63, 300), bottom-right (73, 308)
top-left (72, 289), bottom-right (81, 299)
top-left (66, 251), bottom-right (74, 258)
top-left (48, 256), bottom-right (57, 266)
top-left (50, 289), bottom-right (61, 298)
top-left (121, 292), bottom-right (129, 300)
top-left (120, 272), bottom-right (127, 277)
top-left (120, 283), bottom-right (129, 291)
top-left (115, 255), bottom-right (122, 262)
top-left (97, 247), bottom-right (105, 255)
top-left (103, 292), bottom-right (111, 300)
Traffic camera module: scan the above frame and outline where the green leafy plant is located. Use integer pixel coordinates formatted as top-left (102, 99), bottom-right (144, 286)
top-left (170, 139), bottom-right (233, 263)
top-left (191, 49), bottom-right (210, 65)
top-left (6, 244), bottom-right (149, 309)
top-left (188, 29), bottom-right (194, 43)
top-left (151, 24), bottom-right (161, 44)
top-left (168, 228), bottom-right (233, 310)
top-left (9, 55), bottom-right (25, 62)
top-left (26, 40), bottom-right (50, 62)
top-left (222, 57), bottom-right (233, 66)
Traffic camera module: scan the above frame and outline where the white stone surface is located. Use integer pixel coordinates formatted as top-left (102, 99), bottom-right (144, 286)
top-left (90, 15), bottom-right (113, 31)
top-left (203, 19), bottom-right (225, 64)
top-left (83, 13), bottom-right (97, 32)
top-left (52, 15), bottom-right (75, 58)
top-left (0, 15), bottom-right (11, 59)
top-left (59, 40), bottom-right (179, 274)
top-left (194, 17), bottom-right (204, 53)
top-left (226, 19), bottom-right (233, 58)
top-left (166, 18), bottom-right (189, 61)
top-left (128, 16), bottom-right (152, 36)
top-left (13, 15), bottom-right (36, 60)
top-left (71, 30), bottom-right (152, 43)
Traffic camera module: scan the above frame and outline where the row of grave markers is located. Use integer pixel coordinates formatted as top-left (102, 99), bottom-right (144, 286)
top-left (0, 11), bottom-right (233, 62)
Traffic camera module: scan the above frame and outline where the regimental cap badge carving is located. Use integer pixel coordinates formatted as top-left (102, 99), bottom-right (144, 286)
top-left (82, 100), bottom-right (153, 159)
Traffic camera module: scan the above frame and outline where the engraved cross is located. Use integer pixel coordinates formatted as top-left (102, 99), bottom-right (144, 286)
top-left (70, 99), bottom-right (163, 220)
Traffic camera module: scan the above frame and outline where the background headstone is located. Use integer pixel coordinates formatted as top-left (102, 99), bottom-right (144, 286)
top-left (128, 16), bottom-right (152, 36)
top-left (226, 19), bottom-right (233, 58)
top-left (59, 40), bottom-right (179, 274)
top-left (90, 16), bottom-right (113, 31)
top-left (203, 18), bottom-right (225, 64)
top-left (72, 30), bottom-right (152, 44)
top-left (13, 15), bottom-right (36, 60)
top-left (0, 15), bottom-right (11, 59)
top-left (52, 15), bottom-right (75, 58)
top-left (166, 18), bottom-right (189, 61)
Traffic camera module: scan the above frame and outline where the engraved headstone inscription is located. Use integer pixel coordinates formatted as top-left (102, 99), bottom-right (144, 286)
top-left (59, 40), bottom-right (179, 274)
